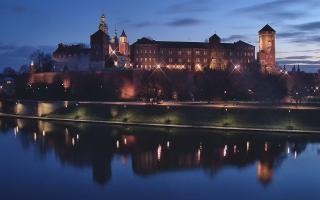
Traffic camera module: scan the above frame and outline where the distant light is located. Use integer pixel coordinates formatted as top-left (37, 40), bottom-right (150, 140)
top-left (116, 140), bottom-right (120, 149)
top-left (42, 130), bottom-right (46, 137)
top-left (166, 141), bottom-right (170, 148)
top-left (246, 141), bottom-right (250, 152)
top-left (76, 134), bottom-right (79, 140)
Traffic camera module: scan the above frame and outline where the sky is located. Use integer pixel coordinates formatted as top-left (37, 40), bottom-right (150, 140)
top-left (0, 0), bottom-right (320, 72)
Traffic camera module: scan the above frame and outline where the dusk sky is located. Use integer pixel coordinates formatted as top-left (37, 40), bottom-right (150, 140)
top-left (1, 0), bottom-right (320, 71)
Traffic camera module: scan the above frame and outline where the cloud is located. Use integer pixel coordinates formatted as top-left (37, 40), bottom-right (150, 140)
top-left (277, 31), bottom-right (306, 39)
top-left (293, 21), bottom-right (320, 31)
top-left (132, 18), bottom-right (205, 28)
top-left (278, 56), bottom-right (314, 60)
top-left (223, 35), bottom-right (247, 42)
top-left (0, 44), bottom-right (55, 69)
top-left (233, 0), bottom-right (318, 21)
top-left (290, 36), bottom-right (320, 43)
top-left (166, 18), bottom-right (205, 26)
top-left (277, 59), bottom-right (320, 65)
top-left (133, 21), bottom-right (158, 28)
top-left (0, 1), bottom-right (34, 14)
top-left (160, 0), bottom-right (212, 14)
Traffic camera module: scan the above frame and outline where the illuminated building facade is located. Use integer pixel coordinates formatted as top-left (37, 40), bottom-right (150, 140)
top-left (52, 14), bottom-right (130, 71)
top-left (131, 33), bottom-right (255, 71)
top-left (258, 24), bottom-right (276, 74)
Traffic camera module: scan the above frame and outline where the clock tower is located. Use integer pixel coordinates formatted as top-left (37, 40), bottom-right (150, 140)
top-left (258, 24), bottom-right (276, 73)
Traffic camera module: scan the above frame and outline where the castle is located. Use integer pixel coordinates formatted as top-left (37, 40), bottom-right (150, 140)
top-left (52, 14), bottom-right (130, 71)
top-left (52, 14), bottom-right (277, 73)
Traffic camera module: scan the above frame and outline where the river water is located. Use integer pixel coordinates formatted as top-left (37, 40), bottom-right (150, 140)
top-left (0, 117), bottom-right (320, 200)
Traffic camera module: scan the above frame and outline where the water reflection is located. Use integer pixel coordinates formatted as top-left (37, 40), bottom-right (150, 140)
top-left (0, 117), bottom-right (319, 187)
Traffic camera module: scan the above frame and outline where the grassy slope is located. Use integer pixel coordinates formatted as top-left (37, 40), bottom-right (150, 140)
top-left (47, 104), bottom-right (320, 131)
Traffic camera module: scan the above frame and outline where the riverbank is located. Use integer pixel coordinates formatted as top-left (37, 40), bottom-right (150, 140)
top-left (1, 100), bottom-right (320, 134)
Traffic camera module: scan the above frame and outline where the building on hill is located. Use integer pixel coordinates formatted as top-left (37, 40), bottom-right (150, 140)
top-left (52, 44), bottom-right (91, 71)
top-left (130, 34), bottom-right (255, 71)
top-left (52, 14), bottom-right (131, 72)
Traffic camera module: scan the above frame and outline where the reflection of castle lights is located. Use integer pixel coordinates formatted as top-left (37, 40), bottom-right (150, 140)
top-left (287, 147), bottom-right (290, 154)
top-left (265, 142), bottom-right (268, 152)
top-left (197, 149), bottom-right (201, 162)
top-left (76, 134), bottom-right (79, 140)
top-left (157, 145), bottom-right (162, 161)
top-left (246, 141), bottom-right (250, 152)
top-left (257, 161), bottom-right (273, 184)
top-left (233, 145), bottom-right (237, 154)
top-left (42, 130), bottom-right (46, 137)
top-left (116, 140), bottom-right (120, 149)
top-left (14, 126), bottom-right (19, 136)
top-left (294, 151), bottom-right (297, 159)
top-left (33, 132), bottom-right (37, 142)
top-left (223, 145), bottom-right (228, 157)
top-left (166, 141), bottom-right (170, 148)
top-left (72, 138), bottom-right (75, 146)
top-left (124, 137), bottom-right (127, 145)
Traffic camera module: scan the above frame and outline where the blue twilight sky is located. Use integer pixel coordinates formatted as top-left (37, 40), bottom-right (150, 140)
top-left (1, 0), bottom-right (320, 71)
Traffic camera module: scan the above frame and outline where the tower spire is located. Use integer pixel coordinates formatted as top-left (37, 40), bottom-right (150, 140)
top-left (99, 14), bottom-right (108, 34)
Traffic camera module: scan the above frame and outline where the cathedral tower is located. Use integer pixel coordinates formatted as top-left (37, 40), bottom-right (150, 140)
top-left (90, 14), bottom-right (110, 69)
top-left (258, 24), bottom-right (276, 73)
top-left (119, 30), bottom-right (130, 56)
top-left (99, 14), bottom-right (108, 34)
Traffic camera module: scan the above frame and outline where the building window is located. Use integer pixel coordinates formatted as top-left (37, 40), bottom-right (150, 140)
top-left (178, 51), bottom-right (182, 55)
top-left (145, 58), bottom-right (147, 62)
top-left (187, 51), bottom-right (191, 55)
top-left (149, 58), bottom-right (152, 61)
top-left (136, 50), bottom-right (139, 54)
top-left (169, 50), bottom-right (173, 55)
top-left (196, 58), bottom-right (200, 62)
top-left (187, 58), bottom-right (191, 63)
top-left (204, 58), bottom-right (207, 63)
top-left (196, 51), bottom-right (200, 55)
top-left (204, 51), bottom-right (207, 55)
top-left (169, 58), bottom-right (173, 63)
top-left (178, 58), bottom-right (182, 63)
